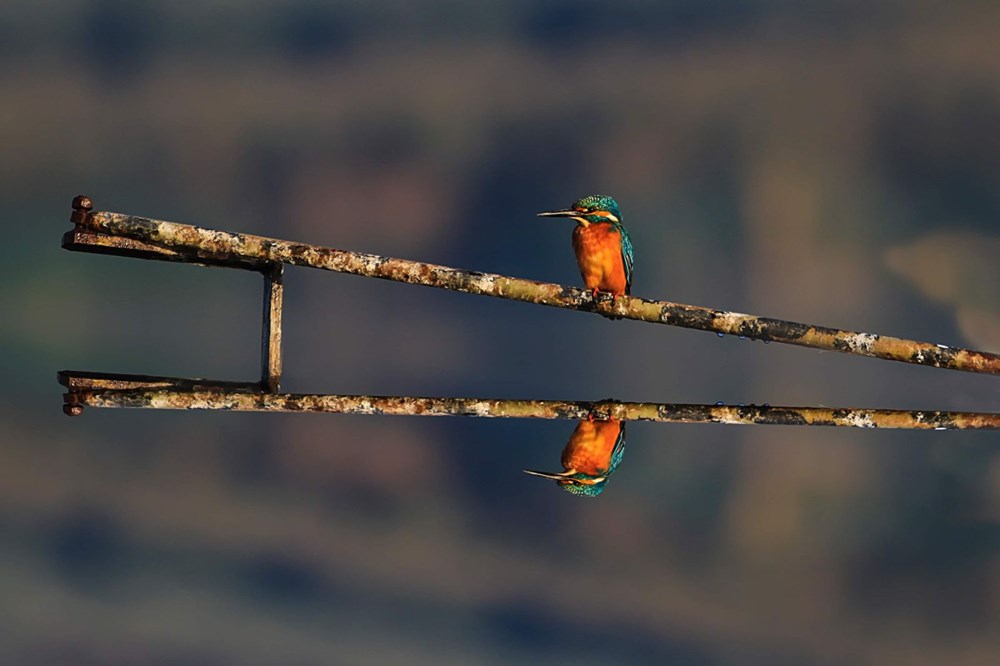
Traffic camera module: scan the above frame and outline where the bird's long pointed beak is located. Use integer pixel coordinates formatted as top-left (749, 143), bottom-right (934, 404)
top-left (537, 209), bottom-right (579, 218)
top-left (523, 468), bottom-right (577, 480)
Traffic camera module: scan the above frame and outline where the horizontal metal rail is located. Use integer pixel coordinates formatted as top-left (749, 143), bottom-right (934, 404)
top-left (60, 382), bottom-right (1000, 430)
top-left (64, 196), bottom-right (1000, 375)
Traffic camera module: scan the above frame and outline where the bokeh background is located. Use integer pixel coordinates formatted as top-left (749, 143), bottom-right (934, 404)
top-left (3, 1), bottom-right (1000, 664)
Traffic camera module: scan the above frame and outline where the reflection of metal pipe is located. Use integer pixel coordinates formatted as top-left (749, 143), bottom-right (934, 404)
top-left (64, 196), bottom-right (1000, 375)
top-left (58, 375), bottom-right (1000, 429)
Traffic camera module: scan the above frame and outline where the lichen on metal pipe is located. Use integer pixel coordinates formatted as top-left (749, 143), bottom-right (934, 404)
top-left (63, 389), bottom-right (1000, 430)
top-left (69, 197), bottom-right (1000, 375)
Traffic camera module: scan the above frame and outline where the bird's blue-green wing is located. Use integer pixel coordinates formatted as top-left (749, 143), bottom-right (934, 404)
top-left (607, 422), bottom-right (627, 476)
top-left (619, 225), bottom-right (634, 295)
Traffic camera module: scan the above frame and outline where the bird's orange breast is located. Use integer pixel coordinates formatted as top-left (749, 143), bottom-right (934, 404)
top-left (561, 419), bottom-right (623, 476)
top-left (572, 223), bottom-right (628, 296)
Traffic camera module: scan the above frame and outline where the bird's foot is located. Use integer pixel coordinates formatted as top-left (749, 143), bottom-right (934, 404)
top-left (587, 399), bottom-right (619, 422)
top-left (592, 290), bottom-right (624, 320)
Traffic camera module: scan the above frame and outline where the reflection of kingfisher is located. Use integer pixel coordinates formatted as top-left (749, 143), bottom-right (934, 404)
top-left (524, 418), bottom-right (626, 497)
top-left (538, 195), bottom-right (634, 310)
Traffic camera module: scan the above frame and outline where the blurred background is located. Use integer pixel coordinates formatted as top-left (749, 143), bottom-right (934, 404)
top-left (2, 1), bottom-right (1000, 663)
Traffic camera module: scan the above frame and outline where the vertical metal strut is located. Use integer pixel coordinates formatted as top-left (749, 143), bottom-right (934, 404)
top-left (261, 263), bottom-right (284, 392)
top-left (62, 195), bottom-right (287, 407)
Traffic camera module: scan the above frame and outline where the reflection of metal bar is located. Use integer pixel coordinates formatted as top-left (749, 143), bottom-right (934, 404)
top-left (61, 384), bottom-right (1000, 429)
top-left (66, 196), bottom-right (1000, 375)
top-left (57, 371), bottom-right (263, 415)
top-left (57, 370), bottom-right (262, 392)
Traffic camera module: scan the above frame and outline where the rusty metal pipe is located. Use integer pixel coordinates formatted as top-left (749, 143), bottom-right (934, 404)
top-left (68, 197), bottom-right (1000, 375)
top-left (63, 389), bottom-right (1000, 429)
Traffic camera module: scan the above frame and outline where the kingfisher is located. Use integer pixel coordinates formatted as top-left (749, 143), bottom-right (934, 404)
top-left (538, 194), bottom-right (633, 315)
top-left (524, 418), bottom-right (626, 497)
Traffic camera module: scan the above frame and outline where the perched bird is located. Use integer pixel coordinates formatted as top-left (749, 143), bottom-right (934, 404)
top-left (538, 194), bottom-right (633, 316)
top-left (524, 418), bottom-right (626, 497)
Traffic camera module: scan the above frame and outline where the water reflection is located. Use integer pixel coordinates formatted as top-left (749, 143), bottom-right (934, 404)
top-left (524, 418), bottom-right (626, 497)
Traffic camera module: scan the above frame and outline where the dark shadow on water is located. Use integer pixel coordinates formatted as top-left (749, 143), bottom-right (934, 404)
top-left (242, 551), bottom-right (331, 605)
top-left (47, 506), bottom-right (130, 592)
top-left (846, 443), bottom-right (1000, 630)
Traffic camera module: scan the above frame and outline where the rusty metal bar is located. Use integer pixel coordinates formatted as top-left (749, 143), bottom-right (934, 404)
top-left (57, 371), bottom-right (262, 416)
top-left (57, 370), bottom-right (261, 391)
top-left (60, 386), bottom-right (1000, 429)
top-left (63, 199), bottom-right (267, 271)
top-left (63, 196), bottom-right (286, 397)
top-left (261, 264), bottom-right (284, 392)
top-left (64, 196), bottom-right (1000, 375)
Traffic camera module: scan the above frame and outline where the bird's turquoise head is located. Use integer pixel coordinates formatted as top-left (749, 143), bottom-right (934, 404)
top-left (538, 194), bottom-right (623, 227)
top-left (522, 469), bottom-right (610, 497)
